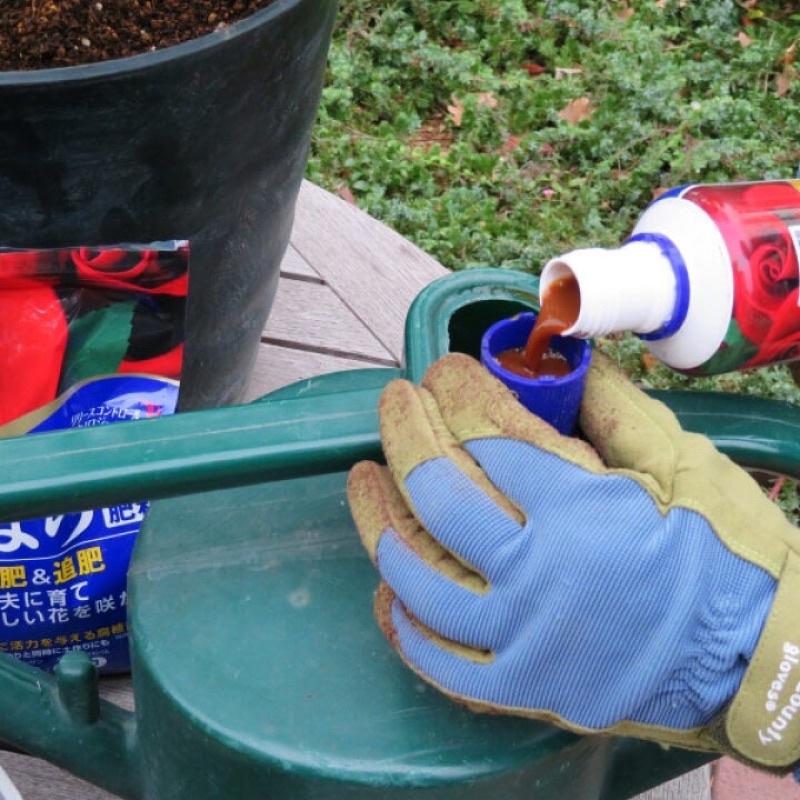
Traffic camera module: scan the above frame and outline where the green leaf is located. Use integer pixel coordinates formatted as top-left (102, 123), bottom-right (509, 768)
top-left (695, 319), bottom-right (759, 376)
top-left (59, 302), bottom-right (136, 392)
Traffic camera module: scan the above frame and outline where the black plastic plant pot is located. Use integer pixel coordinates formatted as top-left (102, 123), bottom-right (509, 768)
top-left (0, 0), bottom-right (338, 410)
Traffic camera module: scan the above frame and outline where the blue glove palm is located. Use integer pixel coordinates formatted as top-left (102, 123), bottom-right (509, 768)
top-left (380, 443), bottom-right (773, 730)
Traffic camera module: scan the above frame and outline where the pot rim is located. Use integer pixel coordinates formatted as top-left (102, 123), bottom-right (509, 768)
top-left (0, 0), bottom-right (305, 86)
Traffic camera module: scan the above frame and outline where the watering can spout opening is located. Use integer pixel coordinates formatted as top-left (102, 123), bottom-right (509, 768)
top-left (0, 651), bottom-right (142, 799)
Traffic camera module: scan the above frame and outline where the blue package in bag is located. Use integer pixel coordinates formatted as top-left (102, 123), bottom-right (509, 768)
top-left (0, 241), bottom-right (188, 673)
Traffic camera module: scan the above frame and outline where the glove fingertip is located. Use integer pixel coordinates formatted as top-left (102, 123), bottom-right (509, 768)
top-left (347, 460), bottom-right (394, 561)
top-left (373, 581), bottom-right (400, 648)
top-left (581, 350), bottom-right (677, 432)
top-left (421, 351), bottom-right (488, 390)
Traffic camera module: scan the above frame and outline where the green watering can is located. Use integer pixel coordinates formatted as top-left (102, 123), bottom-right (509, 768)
top-left (0, 270), bottom-right (798, 800)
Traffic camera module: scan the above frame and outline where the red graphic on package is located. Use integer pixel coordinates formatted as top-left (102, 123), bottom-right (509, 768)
top-left (0, 243), bottom-right (189, 426)
top-left (684, 181), bottom-right (800, 369)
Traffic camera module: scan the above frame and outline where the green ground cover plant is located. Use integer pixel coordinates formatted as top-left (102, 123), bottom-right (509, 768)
top-left (307, 0), bottom-right (800, 508)
top-left (311, 1), bottom-right (798, 269)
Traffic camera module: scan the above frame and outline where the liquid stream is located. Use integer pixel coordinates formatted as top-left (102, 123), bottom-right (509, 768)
top-left (495, 275), bottom-right (581, 379)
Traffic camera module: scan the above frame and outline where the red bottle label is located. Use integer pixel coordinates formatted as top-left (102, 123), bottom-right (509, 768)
top-left (678, 181), bottom-right (800, 373)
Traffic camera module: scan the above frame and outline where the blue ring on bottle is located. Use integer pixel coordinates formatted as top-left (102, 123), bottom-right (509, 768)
top-left (625, 232), bottom-right (690, 341)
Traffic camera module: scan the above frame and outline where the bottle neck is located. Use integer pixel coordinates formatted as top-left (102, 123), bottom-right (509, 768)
top-left (540, 240), bottom-right (681, 339)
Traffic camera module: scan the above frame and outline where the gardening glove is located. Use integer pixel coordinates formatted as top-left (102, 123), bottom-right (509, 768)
top-left (347, 351), bottom-right (800, 776)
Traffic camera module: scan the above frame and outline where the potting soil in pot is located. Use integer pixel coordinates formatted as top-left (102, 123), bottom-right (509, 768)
top-left (0, 0), bottom-right (278, 70)
top-left (0, 242), bottom-right (189, 673)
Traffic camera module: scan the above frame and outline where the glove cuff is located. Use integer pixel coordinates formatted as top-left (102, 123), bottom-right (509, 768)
top-left (722, 550), bottom-right (800, 770)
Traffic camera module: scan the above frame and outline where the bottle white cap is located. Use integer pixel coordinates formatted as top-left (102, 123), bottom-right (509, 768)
top-left (540, 241), bottom-right (677, 339)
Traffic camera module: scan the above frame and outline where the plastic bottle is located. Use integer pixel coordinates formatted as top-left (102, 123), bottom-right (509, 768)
top-left (539, 180), bottom-right (800, 374)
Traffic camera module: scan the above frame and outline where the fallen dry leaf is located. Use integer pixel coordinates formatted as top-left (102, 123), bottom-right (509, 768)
top-left (555, 66), bottom-right (583, 80)
top-left (500, 135), bottom-right (523, 157)
top-left (336, 185), bottom-right (357, 206)
top-left (476, 91), bottom-right (499, 109)
top-left (447, 95), bottom-right (465, 127)
top-left (768, 476), bottom-right (786, 502)
top-left (737, 31), bottom-right (753, 47)
top-left (616, 6), bottom-right (634, 20)
top-left (640, 352), bottom-right (659, 372)
top-left (558, 96), bottom-right (593, 124)
top-left (778, 43), bottom-right (797, 97)
top-left (522, 61), bottom-right (547, 76)
top-left (408, 116), bottom-right (455, 153)
top-left (777, 70), bottom-right (793, 97)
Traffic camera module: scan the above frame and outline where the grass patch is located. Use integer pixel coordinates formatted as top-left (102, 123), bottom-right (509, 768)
top-left (310, 0), bottom-right (799, 273)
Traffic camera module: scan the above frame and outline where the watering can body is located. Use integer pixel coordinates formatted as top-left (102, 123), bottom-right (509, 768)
top-left (0, 270), bottom-right (798, 799)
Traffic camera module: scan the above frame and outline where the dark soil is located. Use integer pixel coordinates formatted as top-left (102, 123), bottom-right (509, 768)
top-left (0, 0), bottom-right (279, 71)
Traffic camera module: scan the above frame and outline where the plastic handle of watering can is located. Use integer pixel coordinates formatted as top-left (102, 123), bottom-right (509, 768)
top-left (0, 382), bottom-right (384, 521)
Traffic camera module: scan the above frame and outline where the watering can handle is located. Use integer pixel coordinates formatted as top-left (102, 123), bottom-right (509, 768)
top-left (0, 374), bottom-right (794, 520)
top-left (0, 383), bottom-right (384, 521)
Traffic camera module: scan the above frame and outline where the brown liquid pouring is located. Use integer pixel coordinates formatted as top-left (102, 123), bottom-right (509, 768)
top-left (496, 275), bottom-right (581, 378)
top-left (495, 348), bottom-right (572, 378)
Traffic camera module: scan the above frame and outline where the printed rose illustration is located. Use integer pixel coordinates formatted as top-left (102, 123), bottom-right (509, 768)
top-left (0, 242), bottom-right (188, 675)
top-left (0, 249), bottom-right (60, 285)
top-left (736, 230), bottom-right (800, 365)
top-left (0, 282), bottom-right (67, 425)
top-left (685, 182), bottom-right (800, 370)
top-left (72, 246), bottom-right (188, 295)
top-left (0, 243), bottom-right (188, 424)
top-left (73, 247), bottom-right (154, 284)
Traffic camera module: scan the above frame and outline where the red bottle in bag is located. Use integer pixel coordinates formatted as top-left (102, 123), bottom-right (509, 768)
top-left (540, 181), bottom-right (800, 374)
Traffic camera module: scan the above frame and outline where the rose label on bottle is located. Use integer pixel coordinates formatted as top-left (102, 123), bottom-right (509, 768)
top-left (675, 181), bottom-right (800, 373)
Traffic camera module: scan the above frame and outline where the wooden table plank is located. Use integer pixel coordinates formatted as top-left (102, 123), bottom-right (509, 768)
top-left (291, 181), bottom-right (448, 362)
top-left (0, 753), bottom-right (118, 800)
top-left (246, 344), bottom-right (390, 401)
top-left (98, 675), bottom-right (134, 712)
top-left (264, 277), bottom-right (396, 364)
top-left (637, 766), bottom-right (711, 800)
top-left (280, 245), bottom-right (323, 283)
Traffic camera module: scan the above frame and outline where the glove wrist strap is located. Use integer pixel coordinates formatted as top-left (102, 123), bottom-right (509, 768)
top-left (725, 550), bottom-right (800, 768)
